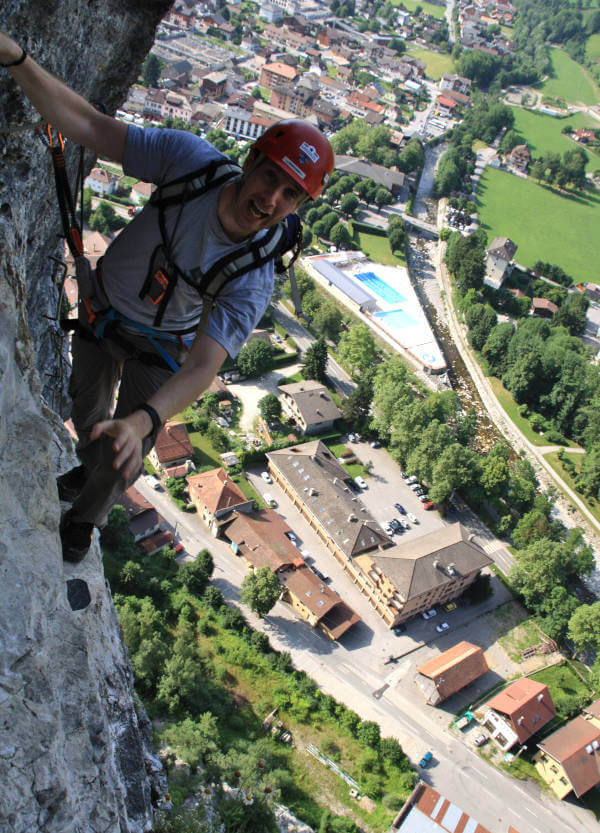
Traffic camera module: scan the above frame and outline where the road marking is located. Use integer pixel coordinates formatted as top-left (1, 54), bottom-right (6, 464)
top-left (525, 807), bottom-right (537, 816)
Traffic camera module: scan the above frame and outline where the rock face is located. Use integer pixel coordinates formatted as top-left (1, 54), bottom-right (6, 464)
top-left (0, 2), bottom-right (171, 831)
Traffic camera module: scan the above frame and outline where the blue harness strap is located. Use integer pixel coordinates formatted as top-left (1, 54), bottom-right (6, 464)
top-left (93, 307), bottom-right (192, 373)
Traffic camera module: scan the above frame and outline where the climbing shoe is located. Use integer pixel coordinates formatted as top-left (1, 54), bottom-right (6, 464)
top-left (57, 464), bottom-right (87, 503)
top-left (60, 509), bottom-right (94, 563)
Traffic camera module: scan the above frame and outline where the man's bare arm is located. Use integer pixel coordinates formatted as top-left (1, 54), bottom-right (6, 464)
top-left (90, 332), bottom-right (228, 479)
top-left (0, 31), bottom-right (128, 162)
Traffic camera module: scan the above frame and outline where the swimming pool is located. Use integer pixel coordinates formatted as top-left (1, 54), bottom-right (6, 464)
top-left (354, 271), bottom-right (406, 305)
top-left (374, 308), bottom-right (418, 329)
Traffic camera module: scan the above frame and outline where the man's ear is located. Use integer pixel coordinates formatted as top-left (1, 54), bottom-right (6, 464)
top-left (242, 147), bottom-right (258, 173)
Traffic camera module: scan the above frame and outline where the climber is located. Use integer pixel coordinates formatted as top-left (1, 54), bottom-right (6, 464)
top-left (0, 31), bottom-right (334, 563)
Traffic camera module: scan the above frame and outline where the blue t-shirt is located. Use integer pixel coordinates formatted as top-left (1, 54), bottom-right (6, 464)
top-left (98, 126), bottom-right (274, 358)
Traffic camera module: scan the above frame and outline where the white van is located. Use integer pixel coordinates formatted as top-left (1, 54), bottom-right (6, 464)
top-left (263, 493), bottom-right (276, 507)
top-left (144, 474), bottom-right (161, 491)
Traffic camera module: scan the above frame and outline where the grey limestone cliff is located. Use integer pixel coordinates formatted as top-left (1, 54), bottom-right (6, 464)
top-left (0, 2), bottom-right (172, 831)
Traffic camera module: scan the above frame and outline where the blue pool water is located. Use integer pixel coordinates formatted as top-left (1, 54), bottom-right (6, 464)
top-left (374, 309), bottom-right (418, 329)
top-left (354, 271), bottom-right (406, 305)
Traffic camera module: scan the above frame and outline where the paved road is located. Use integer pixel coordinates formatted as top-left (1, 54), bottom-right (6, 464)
top-left (271, 301), bottom-right (355, 396)
top-left (133, 475), bottom-right (595, 833)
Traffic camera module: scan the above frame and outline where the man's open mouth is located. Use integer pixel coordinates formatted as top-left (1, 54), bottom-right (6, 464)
top-left (249, 199), bottom-right (269, 219)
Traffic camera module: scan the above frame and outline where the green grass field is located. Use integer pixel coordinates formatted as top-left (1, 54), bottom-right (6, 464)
top-left (406, 45), bottom-right (454, 80)
top-left (587, 33), bottom-right (600, 63)
top-left (510, 108), bottom-right (600, 173)
top-left (393, 0), bottom-right (446, 19)
top-left (351, 223), bottom-right (406, 266)
top-left (538, 47), bottom-right (600, 106)
top-left (544, 450), bottom-right (600, 525)
top-left (476, 166), bottom-right (600, 283)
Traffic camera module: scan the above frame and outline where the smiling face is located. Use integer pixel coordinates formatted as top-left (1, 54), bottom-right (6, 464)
top-left (218, 152), bottom-right (306, 242)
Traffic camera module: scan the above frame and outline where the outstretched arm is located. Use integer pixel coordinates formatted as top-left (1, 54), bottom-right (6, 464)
top-left (0, 31), bottom-right (128, 162)
top-left (90, 332), bottom-right (228, 480)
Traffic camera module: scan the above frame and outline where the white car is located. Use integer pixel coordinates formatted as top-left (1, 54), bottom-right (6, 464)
top-left (285, 531), bottom-right (298, 545)
top-left (406, 475), bottom-right (418, 485)
top-left (354, 475), bottom-right (367, 489)
top-left (383, 522), bottom-right (394, 535)
top-left (407, 513), bottom-right (418, 524)
top-left (263, 493), bottom-right (276, 507)
top-left (422, 609), bottom-right (437, 620)
top-left (436, 622), bottom-right (450, 633)
top-left (410, 483), bottom-right (422, 492)
top-left (261, 471), bottom-right (272, 483)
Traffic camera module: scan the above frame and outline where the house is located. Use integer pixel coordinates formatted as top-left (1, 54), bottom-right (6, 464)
top-left (138, 529), bottom-right (174, 556)
top-left (573, 128), bottom-right (595, 144)
top-left (436, 95), bottom-right (458, 117)
top-left (442, 88), bottom-right (470, 107)
top-left (201, 71), bottom-right (229, 100)
top-left (219, 107), bottom-right (270, 140)
top-left (259, 61), bottom-right (299, 90)
top-left (278, 381), bottom-right (341, 435)
top-left (391, 781), bottom-right (493, 833)
top-left (508, 143), bottom-right (530, 173)
top-left (221, 508), bottom-right (360, 639)
top-left (416, 642), bottom-right (489, 705)
top-left (532, 297), bottom-right (558, 319)
top-left (148, 421), bottom-right (195, 478)
top-left (484, 237), bottom-right (518, 290)
top-left (440, 73), bottom-right (473, 96)
top-left (84, 167), bottom-right (119, 196)
top-left (187, 467), bottom-right (253, 532)
top-left (131, 180), bottom-right (154, 204)
top-left (534, 713), bottom-right (600, 799)
top-left (335, 155), bottom-right (405, 198)
top-left (81, 230), bottom-right (112, 269)
top-left (482, 678), bottom-right (556, 751)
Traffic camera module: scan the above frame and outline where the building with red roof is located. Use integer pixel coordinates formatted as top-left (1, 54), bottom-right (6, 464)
top-left (482, 678), bottom-right (556, 750)
top-left (535, 710), bottom-right (600, 799)
top-left (391, 781), bottom-right (496, 832)
top-left (187, 467), bottom-right (253, 531)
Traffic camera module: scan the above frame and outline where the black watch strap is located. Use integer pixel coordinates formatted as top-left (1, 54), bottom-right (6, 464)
top-left (136, 403), bottom-right (163, 441)
top-left (1, 47), bottom-right (27, 68)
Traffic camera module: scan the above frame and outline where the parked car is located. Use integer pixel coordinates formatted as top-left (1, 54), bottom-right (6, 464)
top-left (443, 602), bottom-right (457, 612)
top-left (419, 494), bottom-right (430, 503)
top-left (370, 439), bottom-right (381, 448)
top-left (424, 500), bottom-right (435, 510)
top-left (383, 522), bottom-right (394, 535)
top-left (474, 733), bottom-right (488, 747)
top-left (406, 475), bottom-right (418, 485)
top-left (400, 518), bottom-right (410, 530)
top-left (354, 475), bottom-right (367, 489)
top-left (285, 531), bottom-right (298, 545)
top-left (392, 624), bottom-right (406, 635)
top-left (407, 512), bottom-right (418, 523)
top-left (263, 493), bottom-right (276, 507)
top-left (436, 622), bottom-right (449, 633)
top-left (422, 609), bottom-right (437, 620)
top-left (348, 433), bottom-right (356, 442)
top-left (410, 483), bottom-right (422, 492)
top-left (389, 518), bottom-right (401, 532)
top-left (400, 471), bottom-right (407, 479)
top-left (394, 502), bottom-right (406, 514)
top-left (419, 751), bottom-right (433, 768)
top-left (144, 474), bottom-right (161, 491)
top-left (261, 471), bottom-right (272, 483)
top-left (174, 542), bottom-right (185, 554)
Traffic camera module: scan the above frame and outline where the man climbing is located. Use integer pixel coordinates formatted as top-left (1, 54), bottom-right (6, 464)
top-left (0, 31), bottom-right (334, 562)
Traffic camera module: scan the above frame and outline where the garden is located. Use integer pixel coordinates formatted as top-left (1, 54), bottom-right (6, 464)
top-left (509, 108), bottom-right (600, 173)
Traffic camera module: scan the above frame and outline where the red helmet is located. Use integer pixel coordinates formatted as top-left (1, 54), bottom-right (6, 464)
top-left (254, 119), bottom-right (334, 200)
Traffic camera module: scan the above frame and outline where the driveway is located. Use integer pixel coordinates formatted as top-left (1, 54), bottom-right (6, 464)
top-left (228, 363), bottom-right (302, 433)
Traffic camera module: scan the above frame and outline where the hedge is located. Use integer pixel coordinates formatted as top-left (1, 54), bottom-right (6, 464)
top-left (351, 220), bottom-right (388, 237)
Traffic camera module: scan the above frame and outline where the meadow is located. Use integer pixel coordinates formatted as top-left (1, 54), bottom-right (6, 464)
top-left (476, 166), bottom-right (600, 284)
top-left (537, 47), bottom-right (600, 106)
top-left (510, 108), bottom-right (600, 173)
top-left (394, 0), bottom-right (446, 20)
top-left (405, 44), bottom-right (454, 80)
top-left (587, 33), bottom-right (600, 63)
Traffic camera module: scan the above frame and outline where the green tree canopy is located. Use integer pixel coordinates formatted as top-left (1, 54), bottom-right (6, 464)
top-left (258, 392), bottom-right (282, 422)
top-left (567, 602), bottom-right (600, 655)
top-left (240, 566), bottom-right (281, 617)
top-left (302, 335), bottom-right (329, 382)
top-left (338, 323), bottom-right (377, 379)
top-left (237, 339), bottom-right (273, 377)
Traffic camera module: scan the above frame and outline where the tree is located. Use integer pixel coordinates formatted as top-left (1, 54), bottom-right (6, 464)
top-left (258, 393), bottom-right (281, 423)
top-left (302, 336), bottom-right (329, 382)
top-left (356, 178), bottom-right (377, 205)
top-left (89, 200), bottom-right (125, 234)
top-left (480, 451), bottom-right (509, 498)
top-left (312, 301), bottom-right (343, 342)
top-left (342, 380), bottom-right (372, 427)
top-left (374, 187), bottom-right (393, 213)
top-left (237, 339), bottom-right (273, 377)
top-left (430, 443), bottom-right (481, 504)
top-left (142, 53), bottom-right (162, 87)
top-left (178, 555), bottom-right (213, 597)
top-left (161, 714), bottom-right (220, 771)
top-left (340, 193), bottom-right (359, 217)
top-left (338, 323), bottom-right (377, 379)
top-left (240, 567), bottom-right (281, 617)
top-left (330, 222), bottom-right (351, 248)
top-left (388, 225), bottom-right (405, 254)
top-left (567, 602), bottom-right (600, 655)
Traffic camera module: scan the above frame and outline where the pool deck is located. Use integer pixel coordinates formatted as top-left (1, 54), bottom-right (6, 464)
top-left (304, 252), bottom-right (446, 374)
